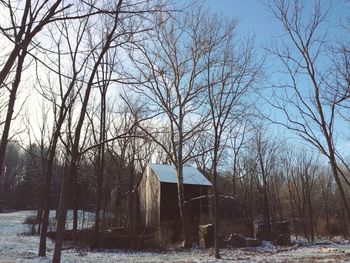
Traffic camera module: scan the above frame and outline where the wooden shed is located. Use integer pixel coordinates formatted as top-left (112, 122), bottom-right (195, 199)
top-left (138, 163), bottom-right (212, 233)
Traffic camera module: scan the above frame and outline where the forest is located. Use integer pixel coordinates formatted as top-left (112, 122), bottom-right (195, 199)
top-left (0, 0), bottom-right (349, 262)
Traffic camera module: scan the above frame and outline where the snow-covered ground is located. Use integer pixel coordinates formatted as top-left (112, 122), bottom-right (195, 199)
top-left (1, 210), bottom-right (350, 262)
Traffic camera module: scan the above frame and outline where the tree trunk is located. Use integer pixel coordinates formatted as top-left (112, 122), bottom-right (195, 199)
top-left (213, 165), bottom-right (220, 258)
top-left (36, 210), bottom-right (43, 235)
top-left (211, 136), bottom-right (220, 259)
top-left (329, 155), bottom-right (350, 237)
top-left (72, 173), bottom-right (78, 245)
top-left (39, 162), bottom-right (54, 256)
top-left (93, 176), bottom-right (102, 247)
top-left (259, 154), bottom-right (271, 239)
top-left (176, 167), bottom-right (191, 248)
top-left (0, 50), bottom-right (26, 177)
top-left (232, 153), bottom-right (237, 219)
top-left (325, 201), bottom-right (330, 236)
top-left (52, 160), bottom-right (77, 263)
top-left (129, 159), bottom-right (136, 249)
top-left (94, 81), bottom-right (106, 247)
top-left (307, 195), bottom-right (314, 242)
top-left (39, 101), bottom-right (73, 256)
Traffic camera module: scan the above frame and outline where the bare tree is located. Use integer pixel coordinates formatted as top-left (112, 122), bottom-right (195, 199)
top-left (84, 23), bottom-right (120, 247)
top-left (22, 99), bottom-right (51, 234)
top-left (252, 128), bottom-right (279, 239)
top-left (204, 15), bottom-right (260, 257)
top-left (125, 5), bottom-right (215, 247)
top-left (36, 4), bottom-right (94, 255)
top-left (52, 0), bottom-right (166, 261)
top-left (318, 169), bottom-right (334, 236)
top-left (282, 148), bottom-right (319, 240)
top-left (52, 1), bottom-right (124, 261)
top-left (0, 0), bottom-right (71, 177)
top-left (267, 0), bottom-right (350, 231)
top-left (299, 155), bottom-right (318, 241)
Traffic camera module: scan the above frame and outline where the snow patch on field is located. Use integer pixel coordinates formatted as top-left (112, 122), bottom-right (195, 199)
top-left (1, 210), bottom-right (350, 262)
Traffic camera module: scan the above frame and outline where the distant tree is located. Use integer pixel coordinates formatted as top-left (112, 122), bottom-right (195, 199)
top-left (21, 143), bottom-right (47, 210)
top-left (0, 143), bottom-right (23, 206)
top-left (318, 170), bottom-right (334, 235)
top-left (251, 128), bottom-right (279, 239)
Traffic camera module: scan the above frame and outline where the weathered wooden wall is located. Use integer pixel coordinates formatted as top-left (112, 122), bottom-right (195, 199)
top-left (138, 166), bottom-right (160, 227)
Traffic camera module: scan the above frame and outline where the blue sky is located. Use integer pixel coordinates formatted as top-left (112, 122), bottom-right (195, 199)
top-left (205, 0), bottom-right (280, 42)
top-left (204, 0), bottom-right (350, 50)
top-left (204, 0), bottom-right (350, 157)
top-left (205, 0), bottom-right (349, 44)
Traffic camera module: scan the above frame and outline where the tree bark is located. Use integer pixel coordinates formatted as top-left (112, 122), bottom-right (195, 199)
top-left (52, 160), bottom-right (77, 263)
top-left (0, 50), bottom-right (26, 177)
top-left (72, 172), bottom-right (78, 245)
top-left (212, 149), bottom-right (220, 259)
top-left (176, 166), bottom-right (191, 248)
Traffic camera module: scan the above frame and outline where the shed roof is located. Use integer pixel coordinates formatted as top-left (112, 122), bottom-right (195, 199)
top-left (148, 163), bottom-right (212, 186)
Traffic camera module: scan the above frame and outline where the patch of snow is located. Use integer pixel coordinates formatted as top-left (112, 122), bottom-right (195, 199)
top-left (1, 210), bottom-right (350, 262)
